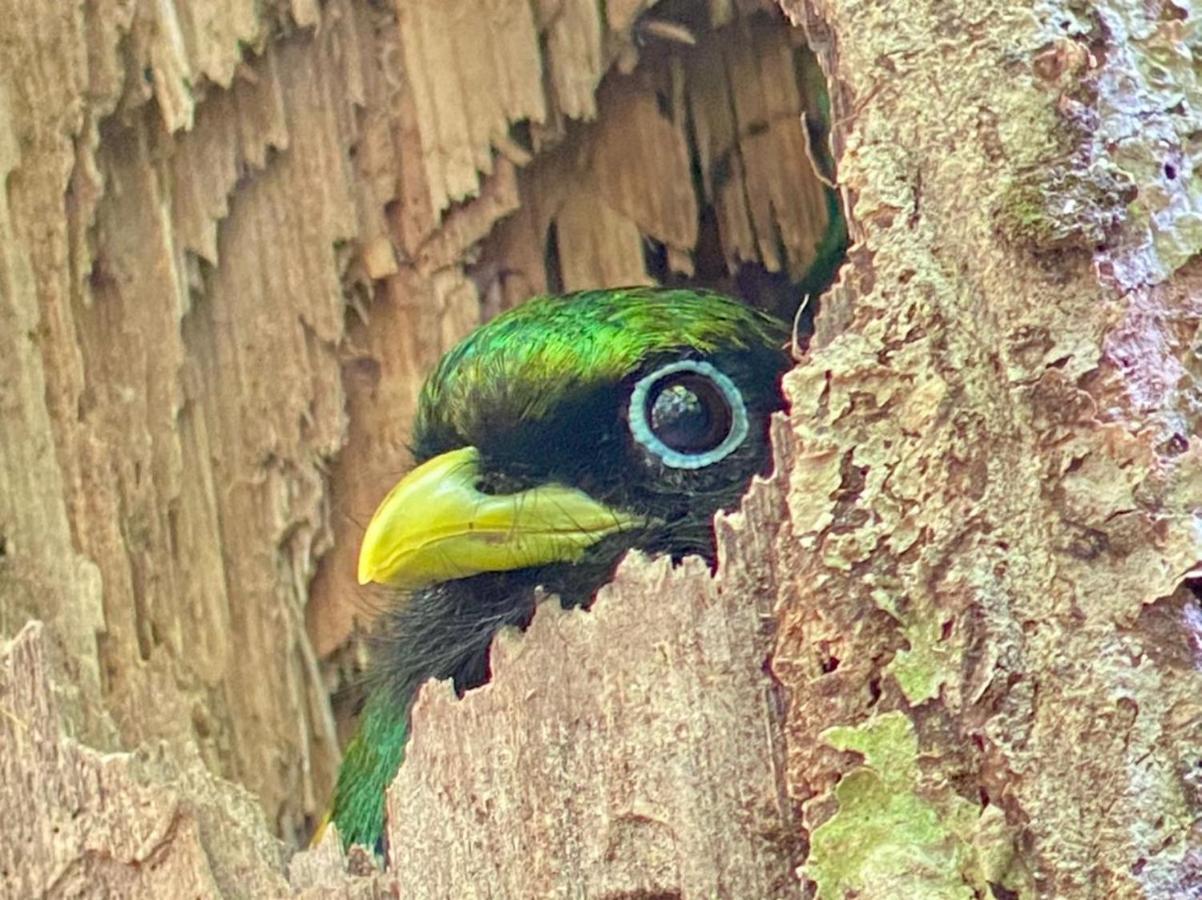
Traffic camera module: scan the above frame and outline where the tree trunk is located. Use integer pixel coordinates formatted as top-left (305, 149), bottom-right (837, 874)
top-left (3, 0), bottom-right (1201, 899)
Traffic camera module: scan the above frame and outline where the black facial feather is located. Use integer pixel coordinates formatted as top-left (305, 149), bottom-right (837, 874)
top-left (374, 321), bottom-right (790, 702)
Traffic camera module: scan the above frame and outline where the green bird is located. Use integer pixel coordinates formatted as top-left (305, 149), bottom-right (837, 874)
top-left (322, 287), bottom-right (791, 850)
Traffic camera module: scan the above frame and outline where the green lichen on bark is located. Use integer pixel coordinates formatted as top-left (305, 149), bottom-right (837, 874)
top-left (874, 592), bottom-right (956, 705)
top-left (777, 0), bottom-right (1202, 895)
top-left (804, 712), bottom-right (1027, 899)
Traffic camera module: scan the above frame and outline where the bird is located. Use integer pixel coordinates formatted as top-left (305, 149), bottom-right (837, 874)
top-left (321, 286), bottom-right (791, 850)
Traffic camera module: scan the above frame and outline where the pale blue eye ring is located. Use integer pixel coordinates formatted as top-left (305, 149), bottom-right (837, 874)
top-left (628, 360), bottom-right (748, 469)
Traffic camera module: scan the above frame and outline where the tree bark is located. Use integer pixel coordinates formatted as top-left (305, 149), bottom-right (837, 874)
top-left (4, 0), bottom-right (1202, 898)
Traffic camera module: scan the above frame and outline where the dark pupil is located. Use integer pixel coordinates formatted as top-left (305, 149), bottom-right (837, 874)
top-left (646, 373), bottom-right (732, 454)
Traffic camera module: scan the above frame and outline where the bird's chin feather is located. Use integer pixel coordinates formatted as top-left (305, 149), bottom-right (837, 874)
top-left (369, 576), bottom-right (537, 709)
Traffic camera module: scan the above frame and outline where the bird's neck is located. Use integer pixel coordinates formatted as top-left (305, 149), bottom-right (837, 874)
top-left (326, 689), bottom-right (411, 851)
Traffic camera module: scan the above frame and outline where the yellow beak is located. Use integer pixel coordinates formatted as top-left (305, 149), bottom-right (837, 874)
top-left (357, 446), bottom-right (644, 589)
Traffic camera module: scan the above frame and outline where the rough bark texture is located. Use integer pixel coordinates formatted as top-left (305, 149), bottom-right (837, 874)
top-left (775, 0), bottom-right (1202, 895)
top-left (5, 0), bottom-right (1202, 899)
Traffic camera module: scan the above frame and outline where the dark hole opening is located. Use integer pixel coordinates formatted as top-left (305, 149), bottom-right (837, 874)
top-left (543, 220), bottom-right (564, 295)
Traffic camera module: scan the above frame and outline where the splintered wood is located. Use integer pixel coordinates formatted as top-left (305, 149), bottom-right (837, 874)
top-left (394, 0), bottom-right (545, 215)
top-left (688, 25), bottom-right (831, 277)
top-left (0, 0), bottom-right (832, 853)
top-left (480, 19), bottom-right (832, 304)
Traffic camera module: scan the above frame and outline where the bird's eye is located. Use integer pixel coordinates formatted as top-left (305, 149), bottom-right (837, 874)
top-left (628, 360), bottom-right (749, 469)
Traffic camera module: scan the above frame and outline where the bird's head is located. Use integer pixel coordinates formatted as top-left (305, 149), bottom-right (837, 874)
top-left (325, 288), bottom-right (789, 851)
top-left (357, 287), bottom-right (790, 605)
